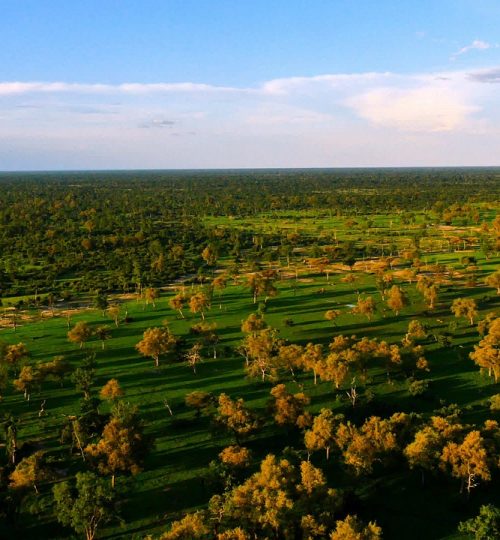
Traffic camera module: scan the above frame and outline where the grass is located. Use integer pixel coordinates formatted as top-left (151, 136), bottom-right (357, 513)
top-left (1, 235), bottom-right (499, 538)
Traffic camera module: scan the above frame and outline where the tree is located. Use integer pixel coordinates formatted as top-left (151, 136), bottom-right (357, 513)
top-left (136, 327), bottom-right (177, 368)
top-left (243, 328), bottom-right (281, 382)
top-left (100, 379), bottom-right (124, 402)
top-left (13, 365), bottom-right (38, 402)
top-left (277, 343), bottom-right (304, 378)
top-left (300, 343), bottom-right (325, 385)
top-left (485, 270), bottom-right (500, 295)
top-left (202, 245), bottom-right (218, 266)
top-left (329, 515), bottom-right (382, 540)
top-left (490, 394), bottom-right (500, 412)
top-left (68, 321), bottom-right (93, 349)
top-left (458, 504), bottom-right (500, 540)
top-left (71, 356), bottom-right (96, 399)
top-left (38, 355), bottom-right (71, 387)
top-left (3, 414), bottom-right (18, 465)
top-left (241, 312), bottom-right (267, 335)
top-left (247, 271), bottom-right (278, 305)
top-left (219, 445), bottom-right (252, 469)
top-left (4, 342), bottom-right (29, 373)
top-left (215, 393), bottom-right (258, 444)
top-left (405, 319), bottom-right (427, 343)
top-left (85, 402), bottom-right (152, 488)
top-left (269, 384), bottom-right (310, 428)
top-left (191, 321), bottom-right (219, 358)
top-left (212, 275), bottom-right (227, 306)
top-left (225, 454), bottom-right (294, 535)
top-left (9, 450), bottom-right (48, 493)
top-left (185, 390), bottom-right (214, 418)
top-left (386, 285), bottom-right (408, 315)
top-left (352, 295), bottom-right (376, 320)
top-left (324, 309), bottom-right (341, 326)
top-left (470, 318), bottom-right (500, 383)
top-left (423, 284), bottom-right (438, 310)
top-left (335, 416), bottom-right (398, 475)
top-left (53, 471), bottom-right (117, 540)
top-left (106, 305), bottom-right (121, 327)
top-left (94, 293), bottom-right (108, 316)
top-left (169, 293), bottom-right (187, 319)
top-left (159, 512), bottom-right (209, 540)
top-left (304, 408), bottom-right (338, 460)
top-left (322, 351), bottom-right (352, 390)
top-left (144, 287), bottom-right (159, 309)
top-left (440, 430), bottom-right (491, 494)
top-left (189, 292), bottom-right (210, 320)
top-left (94, 325), bottom-right (112, 349)
top-left (405, 425), bottom-right (444, 484)
top-left (185, 342), bottom-right (203, 374)
top-left (451, 298), bottom-right (478, 326)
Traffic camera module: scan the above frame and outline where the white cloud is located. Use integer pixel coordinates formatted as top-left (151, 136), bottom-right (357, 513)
top-left (451, 39), bottom-right (493, 59)
top-left (0, 67), bottom-right (499, 168)
top-left (346, 85), bottom-right (478, 132)
top-left (0, 81), bottom-right (243, 96)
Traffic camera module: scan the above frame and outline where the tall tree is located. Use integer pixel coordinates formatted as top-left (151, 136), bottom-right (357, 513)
top-left (269, 384), bottom-right (311, 429)
top-left (215, 393), bottom-right (258, 444)
top-left (304, 409), bottom-right (339, 460)
top-left (189, 292), bottom-right (210, 320)
top-left (53, 471), bottom-right (117, 540)
top-left (470, 317), bottom-right (500, 382)
top-left (386, 285), bottom-right (408, 315)
top-left (169, 292), bottom-right (187, 319)
top-left (85, 402), bottom-right (152, 488)
top-left (68, 321), bottom-right (93, 349)
top-left (136, 327), bottom-right (177, 368)
top-left (451, 298), bottom-right (478, 326)
top-left (440, 430), bottom-right (491, 494)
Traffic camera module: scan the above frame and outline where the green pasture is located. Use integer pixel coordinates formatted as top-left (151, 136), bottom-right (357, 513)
top-left (1, 250), bottom-right (499, 539)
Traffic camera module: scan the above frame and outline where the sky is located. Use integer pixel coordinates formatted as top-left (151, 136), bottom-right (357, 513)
top-left (0, 0), bottom-right (499, 170)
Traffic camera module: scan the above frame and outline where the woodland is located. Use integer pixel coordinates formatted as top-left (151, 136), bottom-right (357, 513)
top-left (0, 168), bottom-right (499, 539)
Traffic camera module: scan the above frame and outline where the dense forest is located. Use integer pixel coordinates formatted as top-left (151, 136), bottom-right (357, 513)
top-left (0, 168), bottom-right (499, 539)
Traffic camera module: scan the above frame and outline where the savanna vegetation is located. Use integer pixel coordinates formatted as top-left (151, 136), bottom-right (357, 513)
top-left (0, 168), bottom-right (499, 539)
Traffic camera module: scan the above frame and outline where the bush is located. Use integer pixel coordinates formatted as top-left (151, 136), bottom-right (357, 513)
top-left (408, 378), bottom-right (430, 397)
top-left (490, 394), bottom-right (500, 412)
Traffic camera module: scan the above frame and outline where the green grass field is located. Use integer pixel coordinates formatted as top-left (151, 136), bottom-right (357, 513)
top-left (1, 244), bottom-right (499, 539)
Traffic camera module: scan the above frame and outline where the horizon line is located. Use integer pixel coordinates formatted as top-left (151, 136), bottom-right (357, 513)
top-left (1, 165), bottom-right (500, 175)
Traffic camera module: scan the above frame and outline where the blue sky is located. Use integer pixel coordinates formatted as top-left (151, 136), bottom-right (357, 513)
top-left (1, 0), bottom-right (499, 169)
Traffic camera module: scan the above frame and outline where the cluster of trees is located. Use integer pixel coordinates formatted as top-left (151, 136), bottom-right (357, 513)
top-left (1, 170), bottom-right (499, 298)
top-left (237, 314), bottom-right (431, 393)
top-left (159, 382), bottom-right (500, 539)
top-left (2, 371), bottom-right (152, 539)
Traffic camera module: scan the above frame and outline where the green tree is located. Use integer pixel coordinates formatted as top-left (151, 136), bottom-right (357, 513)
top-left (53, 471), bottom-right (117, 540)
top-left (458, 504), bottom-right (500, 540)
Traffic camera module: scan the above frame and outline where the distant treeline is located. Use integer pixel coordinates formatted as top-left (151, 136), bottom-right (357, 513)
top-left (0, 168), bottom-right (498, 298)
